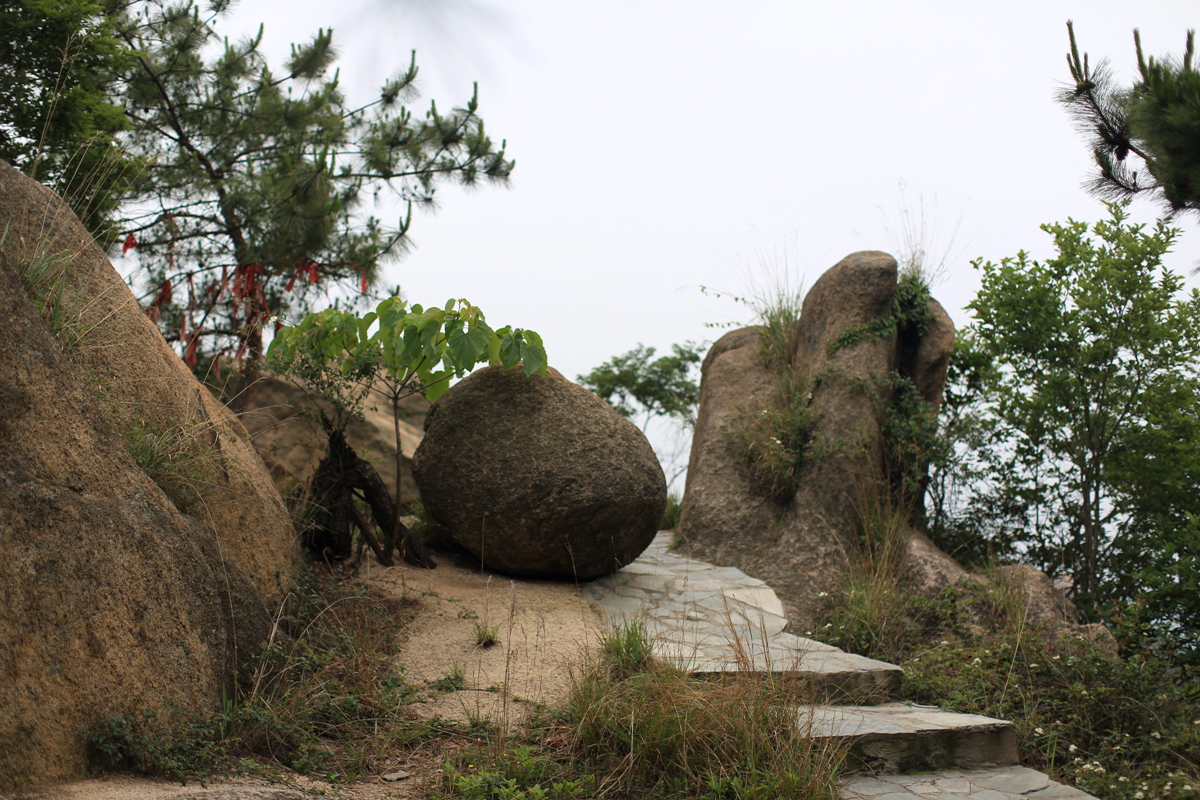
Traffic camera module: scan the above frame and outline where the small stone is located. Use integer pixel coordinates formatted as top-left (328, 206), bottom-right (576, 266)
top-left (841, 778), bottom-right (901, 796)
top-left (974, 766), bottom-right (1052, 794)
top-left (965, 791), bottom-right (1011, 800)
top-left (382, 770), bottom-right (412, 782)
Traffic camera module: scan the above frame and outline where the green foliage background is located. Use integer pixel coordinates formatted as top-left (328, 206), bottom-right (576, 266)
top-left (932, 201), bottom-right (1200, 661)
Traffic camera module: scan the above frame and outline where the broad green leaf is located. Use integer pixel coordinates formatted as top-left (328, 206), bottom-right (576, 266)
top-left (421, 369), bottom-right (454, 402)
top-left (498, 330), bottom-right (523, 368)
top-left (447, 318), bottom-right (493, 366)
top-left (522, 341), bottom-right (547, 376)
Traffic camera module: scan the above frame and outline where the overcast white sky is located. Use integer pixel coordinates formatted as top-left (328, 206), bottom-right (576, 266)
top-left (218, 0), bottom-right (1200, 481)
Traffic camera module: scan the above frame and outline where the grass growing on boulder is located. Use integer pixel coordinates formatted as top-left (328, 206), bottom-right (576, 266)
top-left (118, 412), bottom-right (225, 514)
top-left (6, 229), bottom-right (76, 341)
top-left (721, 279), bottom-right (820, 507)
top-left (5, 222), bottom-right (235, 517)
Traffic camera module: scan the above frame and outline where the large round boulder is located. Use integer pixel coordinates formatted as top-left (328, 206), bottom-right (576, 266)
top-left (412, 366), bottom-right (667, 580)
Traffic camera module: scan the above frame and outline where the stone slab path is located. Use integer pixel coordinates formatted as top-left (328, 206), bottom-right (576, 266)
top-left (584, 533), bottom-right (1098, 800)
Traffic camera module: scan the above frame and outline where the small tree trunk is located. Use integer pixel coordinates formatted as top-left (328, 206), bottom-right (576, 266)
top-left (311, 429), bottom-right (435, 569)
top-left (388, 393), bottom-right (427, 568)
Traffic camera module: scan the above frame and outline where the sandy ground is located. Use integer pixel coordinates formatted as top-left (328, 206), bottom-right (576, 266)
top-left (23, 549), bottom-right (606, 800)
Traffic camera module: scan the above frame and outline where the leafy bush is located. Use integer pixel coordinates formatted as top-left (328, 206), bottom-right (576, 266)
top-left (951, 203), bottom-right (1200, 659)
top-left (904, 626), bottom-right (1200, 799)
top-left (729, 385), bottom-right (817, 506)
top-left (819, 498), bottom-right (1200, 800)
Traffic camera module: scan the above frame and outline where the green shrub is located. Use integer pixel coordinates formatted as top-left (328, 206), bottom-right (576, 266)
top-left (88, 706), bottom-right (237, 784)
top-left (599, 620), bottom-right (654, 677)
top-left (904, 627), bottom-right (1200, 798)
top-left (729, 379), bottom-right (817, 506)
top-left (660, 492), bottom-right (683, 530)
top-left (819, 501), bottom-right (1200, 799)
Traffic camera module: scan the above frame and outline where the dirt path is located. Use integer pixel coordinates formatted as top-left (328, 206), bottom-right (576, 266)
top-left (27, 551), bottom-right (605, 800)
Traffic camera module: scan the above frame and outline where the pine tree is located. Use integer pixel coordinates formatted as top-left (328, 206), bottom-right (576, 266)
top-left (113, 0), bottom-right (514, 398)
top-left (0, 0), bottom-right (135, 247)
top-left (1059, 21), bottom-right (1200, 219)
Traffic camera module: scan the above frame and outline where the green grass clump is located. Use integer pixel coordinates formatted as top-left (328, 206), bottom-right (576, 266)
top-left (729, 383), bottom-right (816, 506)
top-left (474, 620), bottom-right (501, 649)
top-left (119, 415), bottom-right (222, 514)
top-left (725, 282), bottom-right (818, 507)
top-left (435, 663), bottom-right (467, 693)
top-left (4, 223), bottom-right (80, 346)
top-left (441, 621), bottom-right (848, 800)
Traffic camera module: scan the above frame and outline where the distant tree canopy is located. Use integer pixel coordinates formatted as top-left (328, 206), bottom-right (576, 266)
top-left (1059, 21), bottom-right (1200, 219)
top-left (578, 343), bottom-right (704, 428)
top-left (0, 0), bottom-right (135, 247)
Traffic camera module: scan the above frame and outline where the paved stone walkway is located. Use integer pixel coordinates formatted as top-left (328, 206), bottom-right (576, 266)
top-left (584, 533), bottom-right (903, 697)
top-left (583, 533), bottom-right (1097, 800)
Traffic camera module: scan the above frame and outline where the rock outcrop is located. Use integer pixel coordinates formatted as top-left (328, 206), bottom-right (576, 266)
top-left (0, 160), bottom-right (302, 599)
top-left (679, 250), bottom-right (1110, 645)
top-left (678, 252), bottom-right (960, 627)
top-left (0, 251), bottom-right (273, 789)
top-left (412, 365), bottom-right (667, 580)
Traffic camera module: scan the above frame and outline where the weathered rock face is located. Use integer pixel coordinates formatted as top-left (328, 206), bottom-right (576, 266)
top-left (678, 252), bottom-right (961, 628)
top-left (0, 160), bottom-right (302, 599)
top-left (0, 251), bottom-right (273, 789)
top-left (240, 376), bottom-right (428, 506)
top-left (993, 565), bottom-right (1080, 628)
top-left (412, 365), bottom-right (667, 580)
top-left (988, 565), bottom-right (1118, 656)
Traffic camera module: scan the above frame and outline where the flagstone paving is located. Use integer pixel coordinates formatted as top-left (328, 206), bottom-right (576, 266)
top-left (583, 533), bottom-right (1097, 800)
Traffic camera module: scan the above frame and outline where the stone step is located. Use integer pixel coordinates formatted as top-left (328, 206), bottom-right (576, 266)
top-left (806, 702), bottom-right (1018, 774)
top-left (583, 535), bottom-right (1099, 799)
top-left (649, 627), bottom-right (902, 701)
top-left (839, 766), bottom-right (1098, 800)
